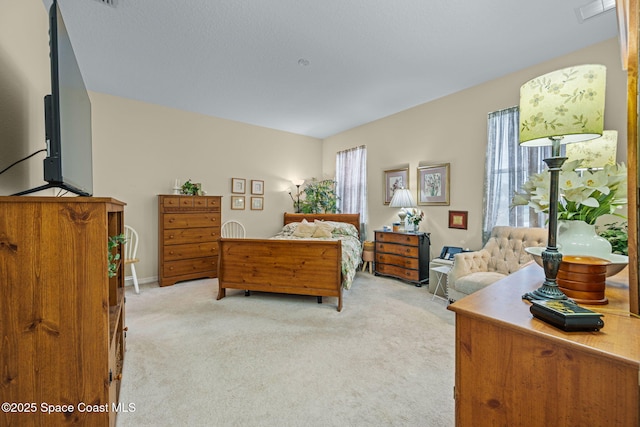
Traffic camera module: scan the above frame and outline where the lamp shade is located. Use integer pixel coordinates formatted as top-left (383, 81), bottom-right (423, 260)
top-left (389, 188), bottom-right (415, 208)
top-left (565, 130), bottom-right (617, 169)
top-left (519, 64), bottom-right (606, 146)
top-left (292, 179), bottom-right (305, 186)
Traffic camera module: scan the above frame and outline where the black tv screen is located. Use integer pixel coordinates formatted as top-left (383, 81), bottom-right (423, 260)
top-left (15, 0), bottom-right (93, 196)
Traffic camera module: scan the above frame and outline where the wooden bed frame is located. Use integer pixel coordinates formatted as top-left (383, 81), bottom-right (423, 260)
top-left (216, 213), bottom-right (361, 312)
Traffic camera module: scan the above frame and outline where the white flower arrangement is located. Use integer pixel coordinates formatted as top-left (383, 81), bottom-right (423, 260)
top-left (406, 208), bottom-right (424, 226)
top-left (511, 160), bottom-right (627, 225)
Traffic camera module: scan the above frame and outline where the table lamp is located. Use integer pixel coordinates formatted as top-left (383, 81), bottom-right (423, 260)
top-left (518, 64), bottom-right (606, 301)
top-left (390, 188), bottom-right (415, 230)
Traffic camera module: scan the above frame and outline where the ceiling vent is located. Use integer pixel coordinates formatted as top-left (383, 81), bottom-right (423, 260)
top-left (94, 0), bottom-right (117, 6)
top-left (575, 0), bottom-right (615, 23)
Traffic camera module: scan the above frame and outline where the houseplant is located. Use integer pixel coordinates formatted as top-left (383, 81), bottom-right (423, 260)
top-left (108, 233), bottom-right (127, 278)
top-left (298, 178), bottom-right (340, 214)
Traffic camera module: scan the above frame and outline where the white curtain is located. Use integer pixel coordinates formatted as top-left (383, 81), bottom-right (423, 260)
top-left (483, 107), bottom-right (547, 243)
top-left (336, 145), bottom-right (367, 237)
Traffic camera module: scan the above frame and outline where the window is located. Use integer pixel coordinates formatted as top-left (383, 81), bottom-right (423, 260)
top-left (336, 146), bottom-right (367, 236)
top-left (483, 107), bottom-right (548, 242)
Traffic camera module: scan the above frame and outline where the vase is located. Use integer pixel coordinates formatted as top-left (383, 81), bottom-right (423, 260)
top-left (557, 220), bottom-right (612, 259)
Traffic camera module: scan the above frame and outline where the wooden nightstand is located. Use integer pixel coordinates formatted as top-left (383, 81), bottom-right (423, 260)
top-left (374, 230), bottom-right (430, 286)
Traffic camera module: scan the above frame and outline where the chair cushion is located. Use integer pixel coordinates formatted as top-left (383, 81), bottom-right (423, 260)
top-left (453, 272), bottom-right (506, 295)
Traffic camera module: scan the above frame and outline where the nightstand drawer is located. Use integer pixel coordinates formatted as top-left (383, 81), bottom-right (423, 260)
top-left (376, 242), bottom-right (418, 257)
top-left (375, 232), bottom-right (419, 246)
top-left (376, 253), bottom-right (419, 269)
top-left (376, 263), bottom-right (419, 282)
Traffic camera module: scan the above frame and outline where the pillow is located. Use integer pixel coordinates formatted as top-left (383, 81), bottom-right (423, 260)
top-left (293, 219), bottom-right (316, 238)
top-left (312, 220), bottom-right (334, 238)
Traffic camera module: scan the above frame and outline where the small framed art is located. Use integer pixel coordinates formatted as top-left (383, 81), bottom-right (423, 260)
top-left (251, 196), bottom-right (264, 210)
top-left (383, 168), bottom-right (409, 205)
top-left (231, 196), bottom-right (245, 210)
top-left (231, 178), bottom-right (246, 194)
top-left (448, 210), bottom-right (468, 229)
top-left (251, 180), bottom-right (264, 195)
top-left (418, 163), bottom-right (450, 206)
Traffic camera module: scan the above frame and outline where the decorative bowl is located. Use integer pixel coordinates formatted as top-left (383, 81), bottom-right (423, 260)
top-left (525, 246), bottom-right (629, 277)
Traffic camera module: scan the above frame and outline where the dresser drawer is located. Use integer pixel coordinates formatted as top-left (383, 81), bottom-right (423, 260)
top-left (376, 242), bottom-right (418, 258)
top-left (375, 232), bottom-right (419, 246)
top-left (164, 227), bottom-right (219, 245)
top-left (376, 253), bottom-right (419, 269)
top-left (163, 257), bottom-right (217, 278)
top-left (164, 212), bottom-right (220, 229)
top-left (375, 263), bottom-right (419, 282)
top-left (163, 242), bottom-right (219, 261)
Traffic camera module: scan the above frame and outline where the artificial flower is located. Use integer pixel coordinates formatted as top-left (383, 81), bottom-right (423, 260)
top-left (511, 160), bottom-right (627, 225)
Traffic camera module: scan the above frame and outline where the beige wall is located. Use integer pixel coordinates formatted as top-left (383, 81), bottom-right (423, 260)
top-left (323, 38), bottom-right (627, 258)
top-left (0, 1), bottom-right (627, 283)
top-left (0, 0), bottom-right (50, 194)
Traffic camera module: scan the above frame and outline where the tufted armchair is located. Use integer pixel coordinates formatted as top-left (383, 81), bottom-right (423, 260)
top-left (447, 226), bottom-right (547, 302)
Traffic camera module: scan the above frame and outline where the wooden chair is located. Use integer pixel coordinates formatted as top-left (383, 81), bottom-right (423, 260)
top-left (221, 220), bottom-right (246, 238)
top-left (124, 225), bottom-right (140, 294)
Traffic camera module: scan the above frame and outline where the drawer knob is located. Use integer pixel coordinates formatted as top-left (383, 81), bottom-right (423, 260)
top-left (169, 218), bottom-right (174, 223)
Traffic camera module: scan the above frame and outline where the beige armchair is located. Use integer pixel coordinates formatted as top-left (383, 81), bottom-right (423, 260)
top-left (447, 226), bottom-right (547, 302)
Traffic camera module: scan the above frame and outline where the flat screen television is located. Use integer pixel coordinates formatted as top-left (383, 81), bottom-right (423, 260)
top-left (15, 0), bottom-right (93, 196)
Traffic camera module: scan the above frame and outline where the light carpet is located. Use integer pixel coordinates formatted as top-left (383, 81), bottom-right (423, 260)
top-left (116, 271), bottom-right (456, 427)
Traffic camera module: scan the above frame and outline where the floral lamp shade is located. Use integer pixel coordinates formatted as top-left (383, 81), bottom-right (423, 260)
top-left (519, 64), bottom-right (606, 146)
top-left (565, 130), bottom-right (617, 169)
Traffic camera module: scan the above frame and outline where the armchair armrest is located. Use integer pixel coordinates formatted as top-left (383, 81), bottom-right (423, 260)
top-left (448, 250), bottom-right (491, 287)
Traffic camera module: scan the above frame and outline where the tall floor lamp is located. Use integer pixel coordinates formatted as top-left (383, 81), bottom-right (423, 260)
top-left (519, 64), bottom-right (606, 301)
top-left (292, 179), bottom-right (305, 213)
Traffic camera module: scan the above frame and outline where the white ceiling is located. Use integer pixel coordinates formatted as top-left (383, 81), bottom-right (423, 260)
top-left (43, 0), bottom-right (619, 139)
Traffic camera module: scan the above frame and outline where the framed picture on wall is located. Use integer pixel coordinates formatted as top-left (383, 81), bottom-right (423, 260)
top-left (383, 168), bottom-right (409, 205)
top-left (251, 197), bottom-right (264, 210)
top-left (231, 178), bottom-right (246, 194)
top-left (448, 210), bottom-right (468, 229)
top-left (231, 196), bottom-right (245, 210)
top-left (418, 163), bottom-right (450, 206)
top-left (251, 180), bottom-right (264, 195)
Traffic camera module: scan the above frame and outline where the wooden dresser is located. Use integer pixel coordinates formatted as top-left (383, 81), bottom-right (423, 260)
top-left (158, 195), bottom-right (221, 287)
top-left (448, 264), bottom-right (640, 427)
top-left (374, 230), bottom-right (430, 286)
top-left (0, 196), bottom-right (126, 426)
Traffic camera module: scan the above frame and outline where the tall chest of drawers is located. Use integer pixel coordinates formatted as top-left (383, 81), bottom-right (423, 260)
top-left (158, 195), bottom-right (222, 287)
top-left (374, 230), bottom-right (430, 286)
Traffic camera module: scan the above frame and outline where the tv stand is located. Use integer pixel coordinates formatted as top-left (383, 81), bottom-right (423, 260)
top-left (11, 181), bottom-right (91, 196)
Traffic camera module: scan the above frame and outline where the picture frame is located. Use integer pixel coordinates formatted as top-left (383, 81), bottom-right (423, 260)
top-left (231, 196), bottom-right (245, 210)
top-left (417, 163), bottom-right (450, 206)
top-left (383, 168), bottom-right (409, 205)
top-left (448, 210), bottom-right (468, 230)
top-left (231, 178), bottom-right (246, 194)
top-left (251, 180), bottom-right (264, 195)
top-left (251, 196), bottom-right (264, 210)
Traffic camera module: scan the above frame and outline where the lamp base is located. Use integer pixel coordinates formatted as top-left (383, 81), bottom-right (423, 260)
top-left (523, 247), bottom-right (569, 301)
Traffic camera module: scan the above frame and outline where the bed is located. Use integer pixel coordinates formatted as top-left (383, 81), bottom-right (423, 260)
top-left (216, 213), bottom-right (361, 311)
